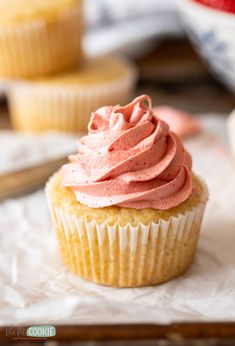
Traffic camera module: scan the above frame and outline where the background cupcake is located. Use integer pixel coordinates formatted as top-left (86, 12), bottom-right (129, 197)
top-left (46, 95), bottom-right (208, 288)
top-left (0, 0), bottom-right (83, 78)
top-left (8, 55), bottom-right (137, 133)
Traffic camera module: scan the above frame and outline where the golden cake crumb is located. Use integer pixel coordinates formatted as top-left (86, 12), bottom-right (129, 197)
top-left (47, 170), bottom-right (204, 226)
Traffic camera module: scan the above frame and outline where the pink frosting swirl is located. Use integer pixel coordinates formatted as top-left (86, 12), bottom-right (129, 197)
top-left (62, 95), bottom-right (193, 210)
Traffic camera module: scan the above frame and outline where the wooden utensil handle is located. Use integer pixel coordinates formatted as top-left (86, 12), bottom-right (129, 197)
top-left (0, 156), bottom-right (68, 201)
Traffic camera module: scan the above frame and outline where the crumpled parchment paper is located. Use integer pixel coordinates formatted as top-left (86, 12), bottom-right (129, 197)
top-left (0, 115), bottom-right (235, 326)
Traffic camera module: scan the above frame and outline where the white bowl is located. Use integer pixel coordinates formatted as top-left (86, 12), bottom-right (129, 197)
top-left (178, 0), bottom-right (235, 92)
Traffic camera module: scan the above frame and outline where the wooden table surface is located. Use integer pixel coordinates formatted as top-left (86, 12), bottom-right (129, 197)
top-left (1, 323), bottom-right (235, 345)
top-left (0, 38), bottom-right (234, 345)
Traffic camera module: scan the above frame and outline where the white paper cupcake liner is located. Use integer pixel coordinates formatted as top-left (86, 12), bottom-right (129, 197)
top-left (8, 65), bottom-right (137, 133)
top-left (0, 4), bottom-right (83, 78)
top-left (46, 177), bottom-right (208, 287)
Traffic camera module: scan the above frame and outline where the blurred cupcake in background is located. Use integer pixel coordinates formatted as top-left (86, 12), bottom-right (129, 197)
top-left (8, 55), bottom-right (137, 133)
top-left (0, 0), bottom-right (83, 78)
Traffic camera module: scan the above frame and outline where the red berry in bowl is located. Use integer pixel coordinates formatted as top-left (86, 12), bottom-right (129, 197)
top-left (194, 0), bottom-right (235, 13)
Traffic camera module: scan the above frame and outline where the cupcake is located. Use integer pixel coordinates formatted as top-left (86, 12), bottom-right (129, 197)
top-left (8, 55), bottom-right (137, 133)
top-left (0, 0), bottom-right (83, 78)
top-left (46, 95), bottom-right (208, 287)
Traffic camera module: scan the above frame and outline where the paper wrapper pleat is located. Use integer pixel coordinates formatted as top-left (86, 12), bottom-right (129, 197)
top-left (8, 70), bottom-right (137, 133)
top-left (0, 5), bottom-right (83, 78)
top-left (46, 180), bottom-right (208, 288)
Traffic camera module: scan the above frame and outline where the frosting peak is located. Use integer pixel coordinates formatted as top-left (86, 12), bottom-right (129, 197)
top-left (62, 95), bottom-right (193, 210)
